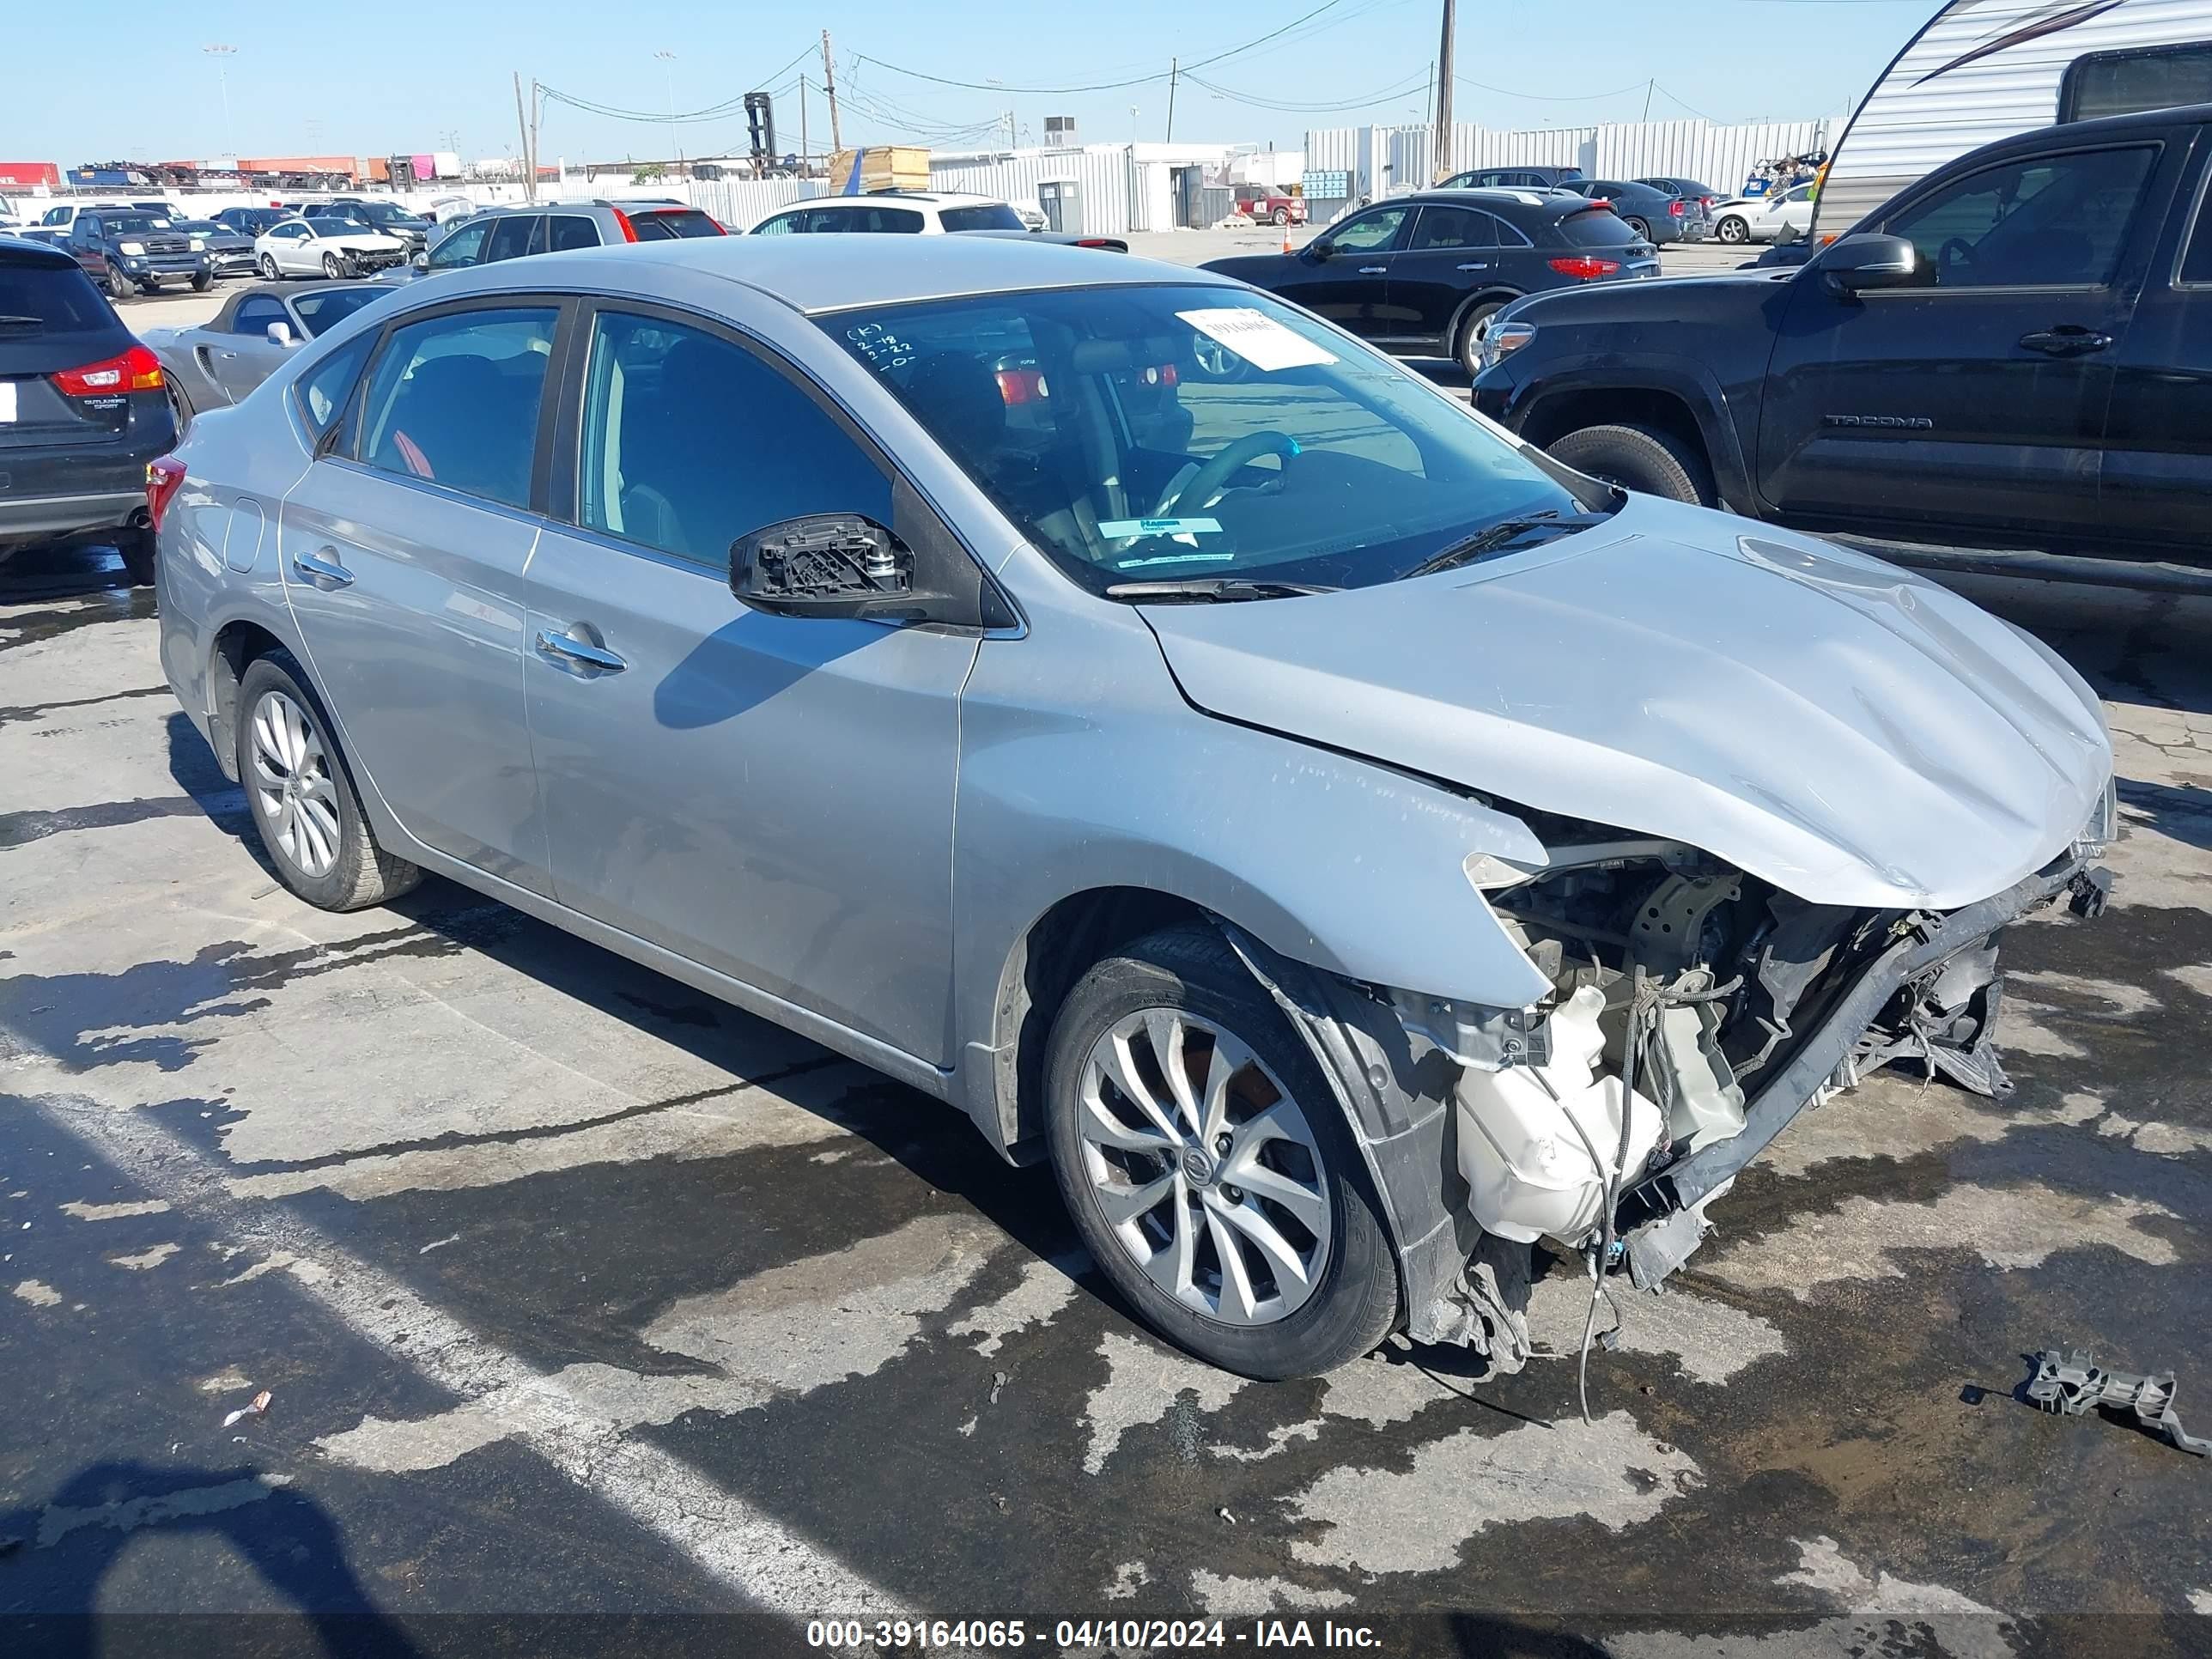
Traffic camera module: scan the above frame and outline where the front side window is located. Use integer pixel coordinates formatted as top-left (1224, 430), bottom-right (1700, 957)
top-left (751, 212), bottom-right (800, 236)
top-left (1882, 145), bottom-right (2156, 288)
top-left (1329, 207), bottom-right (1407, 252)
top-left (233, 295), bottom-right (291, 335)
top-left (576, 310), bottom-right (890, 568)
top-left (827, 283), bottom-right (1597, 596)
top-left (428, 220), bottom-right (490, 269)
top-left (354, 307), bottom-right (556, 507)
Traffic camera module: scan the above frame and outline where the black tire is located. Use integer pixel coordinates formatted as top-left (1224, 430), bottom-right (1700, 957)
top-left (1271, 206), bottom-right (1291, 227)
top-left (118, 526), bottom-right (156, 586)
top-left (260, 253), bottom-right (282, 281)
top-left (1626, 217), bottom-right (1651, 242)
top-left (234, 650), bottom-right (422, 912)
top-left (1716, 215), bottom-right (1749, 245)
top-left (167, 378), bottom-right (195, 438)
top-left (106, 267), bottom-right (131, 301)
top-left (1044, 925), bottom-right (1401, 1380)
top-left (323, 252), bottom-right (343, 280)
top-left (191, 270), bottom-right (212, 292)
top-left (1455, 301), bottom-right (1504, 379)
top-left (1549, 422), bottom-right (1716, 506)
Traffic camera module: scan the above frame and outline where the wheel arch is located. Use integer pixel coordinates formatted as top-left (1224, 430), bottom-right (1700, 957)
top-left (1449, 287), bottom-right (1523, 349)
top-left (1512, 363), bottom-right (1753, 509)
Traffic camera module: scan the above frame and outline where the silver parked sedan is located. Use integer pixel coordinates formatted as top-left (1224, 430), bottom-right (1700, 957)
top-left (153, 236), bottom-right (2113, 1382)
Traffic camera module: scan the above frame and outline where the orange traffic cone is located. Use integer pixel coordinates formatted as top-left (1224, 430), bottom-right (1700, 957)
top-left (1280, 219), bottom-right (1294, 253)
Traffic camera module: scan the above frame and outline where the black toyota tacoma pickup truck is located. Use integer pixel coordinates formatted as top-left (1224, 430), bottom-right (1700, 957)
top-left (1472, 102), bottom-right (2212, 574)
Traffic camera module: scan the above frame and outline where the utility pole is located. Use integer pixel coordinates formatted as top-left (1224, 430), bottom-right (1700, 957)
top-left (1432, 0), bottom-right (1455, 183)
top-left (1006, 109), bottom-right (1016, 150)
top-left (1165, 58), bottom-right (1178, 144)
top-left (1642, 77), bottom-right (1655, 121)
top-left (799, 76), bottom-right (810, 170)
top-left (821, 31), bottom-right (842, 153)
top-left (514, 71), bottom-right (535, 201)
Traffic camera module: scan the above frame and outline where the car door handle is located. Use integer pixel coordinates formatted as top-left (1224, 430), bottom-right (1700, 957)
top-left (1455, 262), bottom-right (1489, 270)
top-left (216, 349), bottom-right (239, 360)
top-left (1357, 264), bottom-right (1388, 274)
top-left (2019, 327), bottom-right (2112, 356)
top-left (290, 547), bottom-right (354, 589)
top-left (535, 628), bottom-right (626, 674)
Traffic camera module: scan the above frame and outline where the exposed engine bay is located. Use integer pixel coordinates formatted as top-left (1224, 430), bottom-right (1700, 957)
top-left (1355, 805), bottom-right (2116, 1380)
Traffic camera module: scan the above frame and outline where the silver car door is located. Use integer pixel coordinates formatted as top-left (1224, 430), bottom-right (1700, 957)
top-left (204, 295), bottom-right (293, 401)
top-left (278, 296), bottom-right (567, 893)
top-left (522, 301), bottom-right (977, 1062)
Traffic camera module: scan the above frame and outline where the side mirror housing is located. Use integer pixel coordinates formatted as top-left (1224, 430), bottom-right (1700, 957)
top-left (1820, 232), bottom-right (1919, 295)
top-left (266, 320), bottom-right (297, 348)
top-left (1301, 239), bottom-right (1331, 263)
top-left (411, 250), bottom-right (430, 270)
top-left (730, 514), bottom-right (921, 622)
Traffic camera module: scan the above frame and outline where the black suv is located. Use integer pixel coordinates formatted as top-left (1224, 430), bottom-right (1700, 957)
top-left (1473, 103), bottom-right (2212, 572)
top-left (1205, 189), bottom-right (1656, 377)
top-left (0, 235), bottom-right (177, 582)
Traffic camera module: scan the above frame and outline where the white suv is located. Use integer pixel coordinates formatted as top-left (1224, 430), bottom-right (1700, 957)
top-left (746, 192), bottom-right (1030, 236)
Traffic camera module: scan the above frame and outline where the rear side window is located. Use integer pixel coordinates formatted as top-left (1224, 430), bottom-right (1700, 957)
top-left (0, 260), bottom-right (111, 334)
top-left (354, 307), bottom-right (557, 507)
top-left (1882, 145), bottom-right (2157, 288)
top-left (547, 215), bottom-right (599, 252)
top-left (1409, 205), bottom-right (1496, 250)
top-left (939, 204), bottom-right (1024, 233)
top-left (483, 215), bottom-right (543, 263)
top-left (1554, 209), bottom-right (1640, 248)
top-left (577, 309), bottom-right (889, 567)
top-left (295, 332), bottom-right (374, 439)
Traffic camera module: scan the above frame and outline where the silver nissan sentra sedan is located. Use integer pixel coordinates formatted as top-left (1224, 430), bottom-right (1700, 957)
top-left (155, 234), bottom-right (2113, 1381)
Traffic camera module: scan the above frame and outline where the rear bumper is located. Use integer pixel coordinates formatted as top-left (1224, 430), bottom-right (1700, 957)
top-left (0, 488), bottom-right (144, 548)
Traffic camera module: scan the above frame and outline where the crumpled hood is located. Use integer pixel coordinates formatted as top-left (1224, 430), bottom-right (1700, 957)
top-left (1139, 496), bottom-right (2111, 909)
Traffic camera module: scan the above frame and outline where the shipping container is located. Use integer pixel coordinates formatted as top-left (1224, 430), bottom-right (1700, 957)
top-left (0, 161), bottom-right (63, 188)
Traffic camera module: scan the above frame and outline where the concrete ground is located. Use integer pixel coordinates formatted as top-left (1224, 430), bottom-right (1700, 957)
top-left (3, 277), bottom-right (2208, 1657)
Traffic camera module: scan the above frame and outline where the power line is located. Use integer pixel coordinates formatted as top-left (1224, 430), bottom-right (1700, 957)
top-left (1455, 74), bottom-right (1657, 104)
top-left (854, 0), bottom-right (1356, 95)
top-left (541, 44), bottom-right (813, 125)
top-left (1183, 67), bottom-right (1431, 113)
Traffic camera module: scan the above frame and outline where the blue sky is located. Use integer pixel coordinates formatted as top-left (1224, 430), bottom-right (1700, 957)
top-left (3, 0), bottom-right (1932, 167)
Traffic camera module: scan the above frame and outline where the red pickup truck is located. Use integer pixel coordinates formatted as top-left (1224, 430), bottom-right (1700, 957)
top-left (1234, 192), bottom-right (1307, 226)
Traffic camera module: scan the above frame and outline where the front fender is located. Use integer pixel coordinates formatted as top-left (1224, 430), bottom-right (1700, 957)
top-left (948, 621), bottom-right (1553, 1146)
top-left (1496, 353), bottom-right (1755, 509)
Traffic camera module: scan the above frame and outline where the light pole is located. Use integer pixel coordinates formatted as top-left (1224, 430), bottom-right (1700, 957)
top-left (204, 45), bottom-right (237, 162)
top-left (654, 50), bottom-right (679, 177)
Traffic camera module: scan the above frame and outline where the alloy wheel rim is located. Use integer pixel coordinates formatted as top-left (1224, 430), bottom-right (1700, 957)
top-left (1078, 1008), bottom-right (1331, 1327)
top-left (250, 690), bottom-right (341, 878)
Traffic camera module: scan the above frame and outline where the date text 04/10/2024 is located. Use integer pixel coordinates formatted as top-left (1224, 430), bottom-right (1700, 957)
top-left (805, 1619), bottom-right (1384, 1650)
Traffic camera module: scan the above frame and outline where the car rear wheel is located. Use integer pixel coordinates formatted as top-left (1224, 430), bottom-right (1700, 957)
top-left (1044, 925), bottom-right (1401, 1380)
top-left (1626, 217), bottom-right (1651, 241)
top-left (236, 652), bottom-right (423, 912)
top-left (1549, 422), bottom-right (1716, 506)
top-left (260, 253), bottom-right (281, 280)
top-left (1456, 301), bottom-right (1504, 379)
top-left (118, 526), bottom-right (156, 587)
top-left (1716, 215), bottom-right (1749, 244)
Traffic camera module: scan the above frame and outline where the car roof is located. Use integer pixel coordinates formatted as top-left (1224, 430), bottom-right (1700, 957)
top-left (805, 191), bottom-right (1002, 209)
top-left (1409, 187), bottom-right (1601, 216)
top-left (0, 233), bottom-right (76, 267)
top-left (448, 232), bottom-right (1235, 314)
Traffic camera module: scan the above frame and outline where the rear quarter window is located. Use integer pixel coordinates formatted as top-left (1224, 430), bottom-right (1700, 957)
top-left (629, 210), bottom-right (722, 240)
top-left (1554, 209), bottom-right (1640, 248)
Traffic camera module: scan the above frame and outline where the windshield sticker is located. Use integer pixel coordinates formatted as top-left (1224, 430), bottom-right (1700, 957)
top-left (1097, 516), bottom-right (1223, 539)
top-left (1176, 307), bottom-right (1338, 372)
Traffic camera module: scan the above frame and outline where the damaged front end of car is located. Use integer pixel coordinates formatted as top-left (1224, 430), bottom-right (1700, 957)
top-left (1224, 784), bottom-right (2116, 1376)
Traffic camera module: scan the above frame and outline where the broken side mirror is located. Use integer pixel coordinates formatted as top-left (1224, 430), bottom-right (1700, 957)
top-left (730, 514), bottom-right (919, 621)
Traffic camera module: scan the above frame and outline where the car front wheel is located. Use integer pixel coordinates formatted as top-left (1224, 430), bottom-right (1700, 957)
top-left (1045, 925), bottom-right (1401, 1379)
top-left (323, 252), bottom-right (343, 279)
top-left (1456, 301), bottom-right (1504, 379)
top-left (1716, 215), bottom-right (1748, 244)
top-left (236, 651), bottom-right (423, 912)
top-left (260, 254), bottom-right (281, 280)
top-left (1549, 422), bottom-right (1716, 506)
top-left (1272, 207), bottom-right (1291, 226)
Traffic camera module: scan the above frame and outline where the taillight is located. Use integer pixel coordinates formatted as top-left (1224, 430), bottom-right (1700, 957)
top-left (611, 207), bottom-right (638, 243)
top-left (1668, 198), bottom-right (1686, 216)
top-left (146, 455), bottom-right (187, 532)
top-left (1548, 254), bottom-right (1622, 280)
top-left (53, 343), bottom-right (164, 397)
top-left (994, 367), bottom-right (1049, 404)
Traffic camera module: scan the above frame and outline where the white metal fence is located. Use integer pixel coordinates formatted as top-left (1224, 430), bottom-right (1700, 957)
top-left (1304, 116), bottom-right (1834, 211)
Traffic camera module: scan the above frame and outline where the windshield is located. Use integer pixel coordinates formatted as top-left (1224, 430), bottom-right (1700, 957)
top-left (292, 285), bottom-right (387, 335)
top-left (313, 216), bottom-right (372, 234)
top-left (357, 203), bottom-right (425, 227)
top-left (824, 283), bottom-right (1601, 596)
top-left (173, 220), bottom-right (222, 234)
top-left (106, 216), bottom-right (173, 235)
